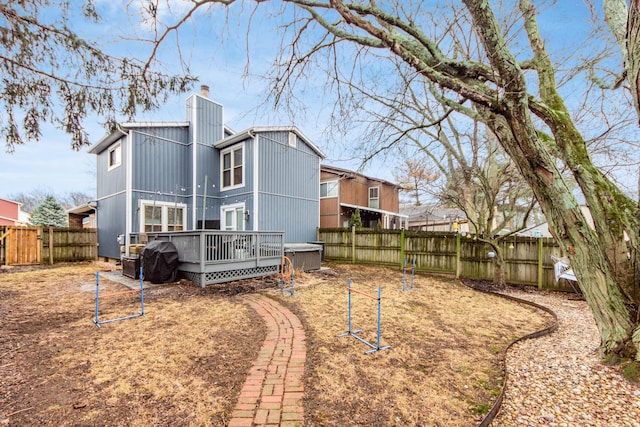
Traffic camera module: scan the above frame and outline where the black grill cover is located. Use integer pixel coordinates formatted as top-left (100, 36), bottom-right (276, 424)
top-left (141, 240), bottom-right (179, 284)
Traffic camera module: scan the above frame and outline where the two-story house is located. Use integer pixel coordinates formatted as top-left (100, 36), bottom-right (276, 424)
top-left (320, 165), bottom-right (406, 229)
top-left (89, 86), bottom-right (325, 260)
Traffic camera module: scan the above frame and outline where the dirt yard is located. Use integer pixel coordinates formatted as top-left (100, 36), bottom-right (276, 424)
top-left (0, 262), bottom-right (552, 426)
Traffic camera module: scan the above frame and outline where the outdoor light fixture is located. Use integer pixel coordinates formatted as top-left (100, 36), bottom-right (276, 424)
top-left (244, 210), bottom-right (250, 221)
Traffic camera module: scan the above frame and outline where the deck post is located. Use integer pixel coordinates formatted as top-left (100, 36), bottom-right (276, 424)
top-left (200, 232), bottom-right (206, 288)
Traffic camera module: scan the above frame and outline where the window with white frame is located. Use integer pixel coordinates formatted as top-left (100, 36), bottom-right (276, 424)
top-left (320, 180), bottom-right (339, 198)
top-left (221, 203), bottom-right (245, 231)
top-left (108, 142), bottom-right (122, 170)
top-left (140, 200), bottom-right (187, 233)
top-left (288, 132), bottom-right (297, 147)
top-left (221, 144), bottom-right (244, 190)
top-left (369, 186), bottom-right (380, 209)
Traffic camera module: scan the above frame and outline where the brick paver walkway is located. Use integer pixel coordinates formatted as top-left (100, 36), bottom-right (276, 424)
top-left (228, 294), bottom-right (306, 427)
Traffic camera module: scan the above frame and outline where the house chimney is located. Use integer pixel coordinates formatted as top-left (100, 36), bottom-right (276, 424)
top-left (200, 84), bottom-right (210, 99)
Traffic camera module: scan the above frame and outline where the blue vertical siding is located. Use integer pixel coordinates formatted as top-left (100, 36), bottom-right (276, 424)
top-left (96, 192), bottom-right (126, 259)
top-left (257, 130), bottom-right (320, 242)
top-left (190, 95), bottom-right (224, 226)
top-left (194, 96), bottom-right (224, 144)
top-left (96, 135), bottom-right (126, 198)
top-left (131, 127), bottom-right (190, 195)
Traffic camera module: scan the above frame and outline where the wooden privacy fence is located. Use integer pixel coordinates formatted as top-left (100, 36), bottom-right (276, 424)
top-left (318, 228), bottom-right (570, 291)
top-left (0, 226), bottom-right (97, 265)
top-left (0, 226), bottom-right (41, 265)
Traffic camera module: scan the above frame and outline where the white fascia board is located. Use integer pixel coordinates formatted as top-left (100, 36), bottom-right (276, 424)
top-left (214, 129), bottom-right (254, 149)
top-left (119, 121), bottom-right (190, 128)
top-left (88, 122), bottom-right (189, 154)
top-left (88, 129), bottom-right (127, 154)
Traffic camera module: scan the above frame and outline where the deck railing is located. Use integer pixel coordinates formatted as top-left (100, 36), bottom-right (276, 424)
top-left (129, 230), bottom-right (284, 286)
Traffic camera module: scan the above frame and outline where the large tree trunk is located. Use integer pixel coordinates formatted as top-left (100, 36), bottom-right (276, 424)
top-left (462, 0), bottom-right (640, 359)
top-left (604, 0), bottom-right (640, 125)
top-left (486, 110), bottom-right (637, 357)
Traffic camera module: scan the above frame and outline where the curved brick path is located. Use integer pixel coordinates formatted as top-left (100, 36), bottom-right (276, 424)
top-left (229, 294), bottom-right (306, 427)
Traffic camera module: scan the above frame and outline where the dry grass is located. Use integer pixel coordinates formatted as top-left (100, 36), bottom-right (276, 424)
top-left (271, 263), bottom-right (550, 426)
top-left (0, 261), bottom-right (552, 426)
top-left (0, 263), bottom-right (265, 426)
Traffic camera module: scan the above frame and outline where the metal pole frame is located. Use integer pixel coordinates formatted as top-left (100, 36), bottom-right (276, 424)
top-left (338, 282), bottom-right (391, 354)
top-left (93, 267), bottom-right (146, 328)
top-left (401, 257), bottom-right (417, 291)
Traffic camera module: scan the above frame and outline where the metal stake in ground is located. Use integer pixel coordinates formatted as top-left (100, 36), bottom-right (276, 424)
top-left (338, 279), bottom-right (391, 354)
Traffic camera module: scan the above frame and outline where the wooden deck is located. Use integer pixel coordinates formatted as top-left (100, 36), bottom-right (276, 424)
top-left (132, 231), bottom-right (284, 287)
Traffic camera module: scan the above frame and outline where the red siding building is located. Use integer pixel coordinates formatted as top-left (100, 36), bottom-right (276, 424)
top-left (0, 198), bottom-right (22, 226)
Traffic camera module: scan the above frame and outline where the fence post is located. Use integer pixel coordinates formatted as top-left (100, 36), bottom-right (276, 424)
top-left (456, 232), bottom-right (461, 278)
top-left (48, 226), bottom-right (54, 265)
top-left (1, 228), bottom-right (8, 266)
top-left (400, 228), bottom-right (405, 270)
top-left (351, 225), bottom-right (356, 264)
top-left (537, 236), bottom-right (543, 289)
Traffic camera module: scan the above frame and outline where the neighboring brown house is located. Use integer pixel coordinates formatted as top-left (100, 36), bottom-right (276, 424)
top-left (320, 165), bottom-right (406, 229)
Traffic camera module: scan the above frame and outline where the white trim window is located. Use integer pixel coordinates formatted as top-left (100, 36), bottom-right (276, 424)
top-left (140, 200), bottom-right (187, 232)
top-left (108, 142), bottom-right (122, 170)
top-left (369, 186), bottom-right (380, 209)
top-left (288, 131), bottom-right (297, 148)
top-left (320, 180), bottom-right (339, 198)
top-left (221, 144), bottom-right (244, 190)
top-left (221, 203), bottom-right (245, 231)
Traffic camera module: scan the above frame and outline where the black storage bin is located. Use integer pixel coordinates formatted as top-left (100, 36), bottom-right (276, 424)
top-left (140, 241), bottom-right (179, 284)
top-left (122, 256), bottom-right (140, 279)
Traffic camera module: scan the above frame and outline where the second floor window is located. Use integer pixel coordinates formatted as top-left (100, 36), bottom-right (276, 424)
top-left (108, 142), bottom-right (122, 170)
top-left (320, 180), bottom-right (339, 198)
top-left (369, 186), bottom-right (380, 209)
top-left (222, 145), bottom-right (244, 189)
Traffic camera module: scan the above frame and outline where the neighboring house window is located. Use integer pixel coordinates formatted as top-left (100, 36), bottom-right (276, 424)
top-left (369, 186), bottom-right (380, 209)
top-left (288, 132), bottom-right (297, 148)
top-left (108, 142), bottom-right (122, 170)
top-left (140, 200), bottom-right (186, 232)
top-left (221, 203), bottom-right (245, 231)
top-left (221, 144), bottom-right (244, 189)
top-left (320, 180), bottom-right (339, 198)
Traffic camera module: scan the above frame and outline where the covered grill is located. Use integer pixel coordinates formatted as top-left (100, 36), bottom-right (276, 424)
top-left (140, 240), bottom-right (179, 284)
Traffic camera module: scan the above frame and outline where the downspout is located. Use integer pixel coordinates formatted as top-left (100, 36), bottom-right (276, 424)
top-left (191, 97), bottom-right (198, 230)
top-left (125, 130), bottom-right (133, 257)
top-left (317, 156), bottom-right (322, 232)
top-left (252, 132), bottom-right (259, 231)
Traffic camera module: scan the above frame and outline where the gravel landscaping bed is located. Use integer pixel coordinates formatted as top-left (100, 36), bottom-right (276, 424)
top-left (491, 289), bottom-right (640, 426)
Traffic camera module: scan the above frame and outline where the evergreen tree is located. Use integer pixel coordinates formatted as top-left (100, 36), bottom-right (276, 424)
top-left (29, 195), bottom-right (68, 227)
top-left (349, 208), bottom-right (363, 228)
